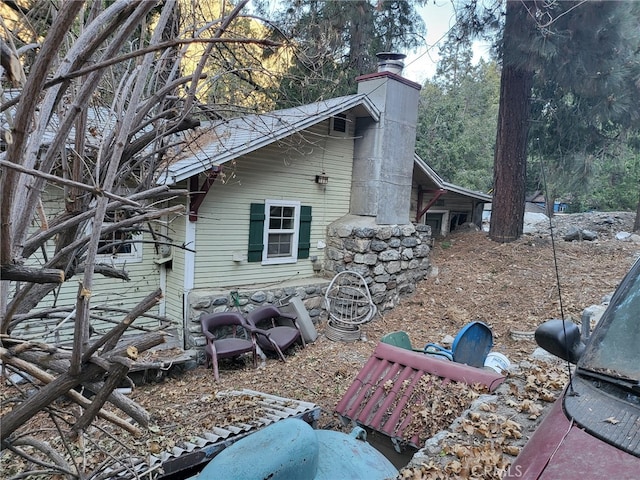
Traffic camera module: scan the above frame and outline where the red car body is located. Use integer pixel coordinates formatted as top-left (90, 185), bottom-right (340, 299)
top-left (506, 258), bottom-right (640, 479)
top-left (505, 392), bottom-right (639, 479)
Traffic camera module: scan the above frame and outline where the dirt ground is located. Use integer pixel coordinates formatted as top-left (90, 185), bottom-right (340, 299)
top-left (3, 212), bottom-right (639, 479)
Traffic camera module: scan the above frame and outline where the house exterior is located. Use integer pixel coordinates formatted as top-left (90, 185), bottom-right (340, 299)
top-left (12, 55), bottom-right (492, 351)
top-left (156, 93), bottom-right (386, 349)
top-left (153, 55), bottom-right (491, 351)
top-left (412, 157), bottom-right (491, 237)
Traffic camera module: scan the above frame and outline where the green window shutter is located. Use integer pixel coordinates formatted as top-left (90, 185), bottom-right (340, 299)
top-left (248, 203), bottom-right (265, 262)
top-left (297, 205), bottom-right (312, 259)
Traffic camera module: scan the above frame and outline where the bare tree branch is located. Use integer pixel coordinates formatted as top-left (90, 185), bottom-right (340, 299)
top-left (0, 265), bottom-right (64, 284)
top-left (0, 159), bottom-right (142, 206)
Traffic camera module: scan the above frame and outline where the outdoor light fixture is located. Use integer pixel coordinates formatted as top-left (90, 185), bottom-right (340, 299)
top-left (315, 173), bottom-right (329, 185)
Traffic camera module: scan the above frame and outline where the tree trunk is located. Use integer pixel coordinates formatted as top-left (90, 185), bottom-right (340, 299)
top-left (634, 190), bottom-right (640, 232)
top-left (489, 1), bottom-right (535, 243)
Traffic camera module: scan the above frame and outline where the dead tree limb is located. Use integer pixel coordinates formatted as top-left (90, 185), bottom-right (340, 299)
top-left (0, 39), bottom-right (25, 86)
top-left (1, 331), bottom-right (165, 442)
top-left (0, 264), bottom-right (65, 284)
top-left (0, 362), bottom-right (106, 444)
top-left (83, 288), bottom-right (163, 360)
top-left (6, 436), bottom-right (76, 478)
top-left (0, 349), bottom-right (141, 436)
top-left (0, 159), bottom-right (142, 207)
top-left (72, 359), bottom-right (131, 434)
top-left (22, 187), bottom-right (185, 258)
top-left (9, 348), bottom-right (152, 428)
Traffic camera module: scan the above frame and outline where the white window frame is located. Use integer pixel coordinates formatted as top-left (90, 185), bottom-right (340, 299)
top-left (91, 215), bottom-right (144, 264)
top-left (262, 199), bottom-right (300, 265)
top-left (329, 113), bottom-right (349, 137)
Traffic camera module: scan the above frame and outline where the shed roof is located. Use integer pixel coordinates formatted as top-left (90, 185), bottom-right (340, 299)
top-left (335, 342), bottom-right (505, 448)
top-left (414, 155), bottom-right (492, 202)
top-left (109, 389), bottom-right (320, 479)
top-left (157, 94), bottom-right (379, 185)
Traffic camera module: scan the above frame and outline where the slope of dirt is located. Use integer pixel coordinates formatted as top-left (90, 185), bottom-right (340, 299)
top-left (3, 212), bottom-right (639, 478)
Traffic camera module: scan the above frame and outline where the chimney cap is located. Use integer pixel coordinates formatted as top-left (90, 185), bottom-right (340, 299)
top-left (376, 52), bottom-right (406, 75)
top-left (376, 52), bottom-right (407, 61)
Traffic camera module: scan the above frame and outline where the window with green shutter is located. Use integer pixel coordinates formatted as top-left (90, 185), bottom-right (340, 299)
top-left (248, 202), bottom-right (312, 264)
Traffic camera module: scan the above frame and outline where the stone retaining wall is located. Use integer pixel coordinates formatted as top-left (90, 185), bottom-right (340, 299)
top-left (186, 280), bottom-right (327, 351)
top-left (325, 215), bottom-right (432, 312)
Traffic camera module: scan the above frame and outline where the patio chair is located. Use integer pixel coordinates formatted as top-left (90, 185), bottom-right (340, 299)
top-left (423, 321), bottom-right (493, 368)
top-left (324, 271), bottom-right (377, 341)
top-left (244, 305), bottom-right (306, 361)
top-left (200, 311), bottom-right (257, 381)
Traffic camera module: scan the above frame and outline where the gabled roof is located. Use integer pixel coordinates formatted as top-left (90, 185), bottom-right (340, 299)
top-left (414, 154), bottom-right (492, 202)
top-left (1, 90), bottom-right (114, 150)
top-left (157, 94), bottom-right (379, 185)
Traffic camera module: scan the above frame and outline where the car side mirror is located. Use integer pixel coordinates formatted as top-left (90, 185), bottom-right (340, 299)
top-left (535, 319), bottom-right (585, 364)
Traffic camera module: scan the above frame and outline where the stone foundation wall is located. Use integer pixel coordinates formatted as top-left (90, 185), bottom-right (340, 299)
top-left (325, 215), bottom-right (432, 313)
top-left (186, 281), bottom-right (328, 350)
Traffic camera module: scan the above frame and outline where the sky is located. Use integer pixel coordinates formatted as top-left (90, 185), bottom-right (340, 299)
top-left (404, 1), bottom-right (493, 84)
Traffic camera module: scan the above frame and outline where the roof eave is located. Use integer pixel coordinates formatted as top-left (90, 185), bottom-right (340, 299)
top-left (414, 154), bottom-right (492, 202)
top-left (159, 95), bottom-right (380, 186)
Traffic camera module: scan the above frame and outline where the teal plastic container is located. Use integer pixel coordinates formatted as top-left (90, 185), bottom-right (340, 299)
top-left (194, 418), bottom-right (398, 480)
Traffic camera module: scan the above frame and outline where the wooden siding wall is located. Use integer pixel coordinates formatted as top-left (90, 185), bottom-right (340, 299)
top-left (12, 186), bottom-right (163, 343)
top-left (410, 182), bottom-right (479, 234)
top-left (162, 196), bottom-right (188, 326)
top-left (192, 120), bottom-right (354, 289)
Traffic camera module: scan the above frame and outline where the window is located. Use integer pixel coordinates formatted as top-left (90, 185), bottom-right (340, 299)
top-left (248, 202), bottom-right (312, 264)
top-left (94, 211), bottom-right (143, 263)
top-left (330, 113), bottom-right (348, 136)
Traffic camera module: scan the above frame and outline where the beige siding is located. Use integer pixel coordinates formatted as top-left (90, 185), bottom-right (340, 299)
top-left (192, 120), bottom-right (354, 288)
top-left (13, 186), bottom-right (162, 342)
top-left (162, 195), bottom-right (189, 323)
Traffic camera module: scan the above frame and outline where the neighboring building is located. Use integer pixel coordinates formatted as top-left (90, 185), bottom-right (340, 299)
top-left (412, 157), bottom-right (491, 237)
top-left (528, 192), bottom-right (569, 213)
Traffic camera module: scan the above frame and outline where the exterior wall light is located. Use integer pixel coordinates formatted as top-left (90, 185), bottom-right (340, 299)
top-left (315, 173), bottom-right (329, 185)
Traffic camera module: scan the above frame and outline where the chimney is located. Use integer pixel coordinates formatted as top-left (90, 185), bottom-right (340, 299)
top-left (350, 53), bottom-right (421, 225)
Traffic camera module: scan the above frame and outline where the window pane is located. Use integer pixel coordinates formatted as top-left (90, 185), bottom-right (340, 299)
top-left (267, 233), bottom-right (292, 257)
top-left (269, 206), bottom-right (295, 230)
top-left (269, 217), bottom-right (281, 229)
top-left (99, 231), bottom-right (133, 255)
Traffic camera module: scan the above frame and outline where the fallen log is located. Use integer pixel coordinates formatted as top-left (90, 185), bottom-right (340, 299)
top-left (4, 334), bottom-right (165, 428)
top-left (0, 349), bottom-right (141, 436)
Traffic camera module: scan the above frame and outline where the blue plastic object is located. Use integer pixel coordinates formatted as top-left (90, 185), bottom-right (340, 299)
top-left (193, 418), bottom-right (398, 480)
top-left (424, 321), bottom-right (493, 368)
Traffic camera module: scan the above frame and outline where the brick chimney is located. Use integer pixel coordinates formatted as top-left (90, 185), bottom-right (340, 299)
top-left (351, 53), bottom-right (421, 225)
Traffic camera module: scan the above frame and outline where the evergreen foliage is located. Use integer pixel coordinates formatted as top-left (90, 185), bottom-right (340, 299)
top-left (262, 0), bottom-right (428, 107)
top-left (415, 37), bottom-right (499, 193)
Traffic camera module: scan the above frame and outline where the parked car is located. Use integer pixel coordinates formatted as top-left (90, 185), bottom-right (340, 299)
top-left (506, 258), bottom-right (640, 479)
